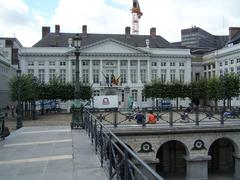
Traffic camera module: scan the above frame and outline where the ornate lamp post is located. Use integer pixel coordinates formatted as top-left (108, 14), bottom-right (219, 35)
top-left (124, 85), bottom-right (130, 108)
top-left (16, 66), bottom-right (22, 129)
top-left (31, 76), bottom-right (37, 120)
top-left (71, 34), bottom-right (83, 129)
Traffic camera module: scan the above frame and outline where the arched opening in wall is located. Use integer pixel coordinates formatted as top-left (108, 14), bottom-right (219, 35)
top-left (156, 140), bottom-right (187, 179)
top-left (208, 138), bottom-right (235, 179)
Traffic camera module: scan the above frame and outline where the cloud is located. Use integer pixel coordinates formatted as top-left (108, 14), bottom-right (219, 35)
top-left (0, 0), bottom-right (239, 46)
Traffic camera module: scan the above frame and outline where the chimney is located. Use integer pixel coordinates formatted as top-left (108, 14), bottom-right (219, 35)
top-left (125, 26), bottom-right (131, 37)
top-left (55, 24), bottom-right (60, 33)
top-left (42, 26), bottom-right (50, 38)
top-left (82, 25), bottom-right (87, 37)
top-left (229, 27), bottom-right (240, 40)
top-left (150, 27), bottom-right (156, 39)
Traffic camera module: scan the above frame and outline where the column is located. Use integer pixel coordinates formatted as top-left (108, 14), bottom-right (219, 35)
top-left (100, 60), bottom-right (103, 85)
top-left (89, 59), bottom-right (93, 84)
top-left (127, 60), bottom-right (131, 84)
top-left (147, 58), bottom-right (151, 82)
top-left (234, 154), bottom-right (240, 179)
top-left (68, 58), bottom-right (72, 82)
top-left (137, 60), bottom-right (141, 83)
top-left (117, 60), bottom-right (120, 77)
top-left (185, 155), bottom-right (211, 180)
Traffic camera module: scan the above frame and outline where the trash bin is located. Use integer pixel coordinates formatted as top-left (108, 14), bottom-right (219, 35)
top-left (70, 100), bottom-right (84, 129)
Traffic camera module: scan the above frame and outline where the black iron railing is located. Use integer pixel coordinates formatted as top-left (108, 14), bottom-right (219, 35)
top-left (84, 109), bottom-right (164, 180)
top-left (87, 106), bottom-right (240, 128)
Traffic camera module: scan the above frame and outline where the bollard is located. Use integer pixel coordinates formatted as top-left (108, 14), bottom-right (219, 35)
top-left (169, 109), bottom-right (173, 127)
top-left (195, 108), bottom-right (199, 126)
top-left (114, 108), bottom-right (118, 128)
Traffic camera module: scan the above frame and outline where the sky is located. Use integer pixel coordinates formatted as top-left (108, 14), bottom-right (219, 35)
top-left (0, 0), bottom-right (240, 47)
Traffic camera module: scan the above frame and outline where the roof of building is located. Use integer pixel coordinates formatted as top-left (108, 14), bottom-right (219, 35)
top-left (0, 37), bottom-right (23, 47)
top-left (33, 32), bottom-right (174, 48)
top-left (228, 31), bottom-right (240, 45)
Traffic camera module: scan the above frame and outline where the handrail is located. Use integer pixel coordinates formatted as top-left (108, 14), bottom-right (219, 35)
top-left (84, 109), bottom-right (164, 180)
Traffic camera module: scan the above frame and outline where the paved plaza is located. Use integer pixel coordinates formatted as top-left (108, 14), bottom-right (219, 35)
top-left (0, 124), bottom-right (107, 180)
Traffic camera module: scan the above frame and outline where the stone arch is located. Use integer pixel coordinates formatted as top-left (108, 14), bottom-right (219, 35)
top-left (208, 137), bottom-right (235, 177)
top-left (156, 140), bottom-right (187, 178)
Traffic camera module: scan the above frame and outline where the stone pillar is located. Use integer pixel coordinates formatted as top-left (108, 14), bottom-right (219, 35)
top-left (185, 155), bottom-right (211, 180)
top-left (234, 154), bottom-right (240, 180)
top-left (89, 59), bottom-right (93, 84)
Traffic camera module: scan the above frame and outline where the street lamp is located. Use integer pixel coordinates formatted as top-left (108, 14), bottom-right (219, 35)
top-left (71, 33), bottom-right (83, 129)
top-left (73, 33), bottom-right (81, 99)
top-left (31, 76), bottom-right (37, 120)
top-left (16, 66), bottom-right (22, 129)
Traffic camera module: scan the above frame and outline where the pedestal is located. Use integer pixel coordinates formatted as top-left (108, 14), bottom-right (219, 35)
top-left (234, 154), bottom-right (240, 180)
top-left (185, 155), bottom-right (211, 180)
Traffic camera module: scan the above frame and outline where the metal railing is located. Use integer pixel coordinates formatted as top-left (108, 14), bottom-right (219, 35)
top-left (84, 109), bottom-right (164, 180)
top-left (0, 113), bottom-right (5, 139)
top-left (87, 106), bottom-right (240, 128)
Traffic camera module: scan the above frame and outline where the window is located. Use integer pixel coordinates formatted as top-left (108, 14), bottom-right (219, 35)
top-left (161, 69), bottom-right (166, 82)
top-left (49, 69), bottom-right (56, 81)
top-left (219, 62), bottom-right (222, 67)
top-left (142, 90), bottom-right (147, 102)
top-left (179, 62), bottom-right (184, 67)
top-left (94, 90), bottom-right (100, 96)
top-left (82, 60), bottom-right (89, 66)
top-left (120, 69), bottom-right (127, 83)
top-left (170, 69), bottom-right (176, 82)
top-left (204, 66), bottom-right (207, 70)
top-left (231, 60), bottom-right (234, 64)
top-left (93, 60), bottom-right (99, 66)
top-left (151, 69), bottom-right (157, 81)
top-left (170, 62), bottom-right (175, 66)
top-left (212, 64), bottom-right (215, 69)
top-left (121, 90), bottom-right (124, 102)
top-left (179, 70), bottom-right (185, 83)
top-left (93, 69), bottom-right (99, 83)
top-left (38, 69), bottom-right (45, 83)
top-left (161, 62), bottom-right (166, 66)
top-left (27, 69), bottom-right (34, 76)
top-left (224, 68), bottom-right (228, 73)
top-left (220, 69), bottom-right (223, 75)
top-left (60, 61), bottom-right (66, 66)
top-left (60, 69), bottom-right (66, 82)
top-left (72, 60), bottom-right (75, 66)
top-left (39, 62), bottom-right (44, 66)
top-left (208, 64), bottom-right (211, 70)
top-left (82, 69), bottom-right (89, 83)
top-left (120, 61), bottom-right (127, 66)
top-left (132, 90), bottom-right (138, 102)
top-left (237, 59), bottom-right (240, 63)
top-left (130, 61), bottom-right (137, 66)
top-left (28, 61), bottom-right (34, 66)
top-left (140, 61), bottom-right (147, 66)
top-left (130, 69), bottom-right (137, 83)
top-left (237, 66), bottom-right (240, 74)
top-left (151, 62), bottom-right (157, 66)
top-left (225, 61), bottom-right (228, 65)
top-left (140, 69), bottom-right (146, 83)
top-left (49, 61), bottom-right (55, 66)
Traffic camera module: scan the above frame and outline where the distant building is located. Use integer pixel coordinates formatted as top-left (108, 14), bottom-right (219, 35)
top-left (0, 38), bottom-right (22, 108)
top-left (181, 26), bottom-right (228, 49)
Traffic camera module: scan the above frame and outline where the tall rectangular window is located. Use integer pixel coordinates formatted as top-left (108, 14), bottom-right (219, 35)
top-left (60, 69), bottom-right (66, 82)
top-left (38, 69), bottom-right (45, 83)
top-left (132, 90), bottom-right (138, 102)
top-left (60, 61), bottom-right (66, 66)
top-left (179, 70), bottom-right (185, 83)
top-left (121, 90), bottom-right (124, 102)
top-left (161, 69), bottom-right (166, 82)
top-left (140, 69), bottom-right (146, 83)
top-left (93, 69), bottom-right (99, 83)
top-left (82, 69), bottom-right (89, 83)
top-left (142, 90), bottom-right (147, 102)
top-left (28, 69), bottom-right (34, 76)
top-left (151, 69), bottom-right (157, 81)
top-left (120, 69), bottom-right (127, 83)
top-left (49, 69), bottom-right (56, 81)
top-left (130, 69), bottom-right (137, 83)
top-left (170, 69), bottom-right (176, 82)
top-left (72, 69), bottom-right (75, 82)
top-left (49, 61), bottom-right (55, 66)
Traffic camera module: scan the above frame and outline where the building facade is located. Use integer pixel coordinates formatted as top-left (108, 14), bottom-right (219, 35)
top-left (19, 25), bottom-right (192, 109)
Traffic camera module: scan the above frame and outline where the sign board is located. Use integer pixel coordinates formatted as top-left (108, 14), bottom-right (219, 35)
top-left (93, 95), bottom-right (118, 109)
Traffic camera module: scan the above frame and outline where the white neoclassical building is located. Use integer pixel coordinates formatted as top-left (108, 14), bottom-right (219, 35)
top-left (19, 25), bottom-right (192, 109)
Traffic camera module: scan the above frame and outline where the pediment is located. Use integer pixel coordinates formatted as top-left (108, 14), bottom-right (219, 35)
top-left (79, 38), bottom-right (148, 54)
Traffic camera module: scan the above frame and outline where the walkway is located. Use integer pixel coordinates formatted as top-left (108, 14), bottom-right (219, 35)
top-left (0, 126), bottom-right (107, 180)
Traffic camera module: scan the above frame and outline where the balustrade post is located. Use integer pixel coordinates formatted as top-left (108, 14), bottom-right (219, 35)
top-left (114, 108), bottom-right (118, 128)
top-left (169, 109), bottom-right (173, 127)
top-left (99, 113), bottom-right (103, 122)
top-left (108, 136), bottom-right (113, 180)
top-left (91, 116), bottom-right (94, 144)
top-left (100, 125), bottom-right (103, 167)
top-left (195, 108), bottom-right (199, 126)
top-left (124, 150), bottom-right (129, 180)
top-left (94, 119), bottom-right (97, 154)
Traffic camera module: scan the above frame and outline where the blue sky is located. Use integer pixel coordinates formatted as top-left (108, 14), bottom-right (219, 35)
top-left (0, 0), bottom-right (239, 47)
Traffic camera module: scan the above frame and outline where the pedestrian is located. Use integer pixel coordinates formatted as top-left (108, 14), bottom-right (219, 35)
top-left (135, 111), bottom-right (145, 124)
top-left (147, 111), bottom-right (157, 124)
top-left (11, 104), bottom-right (15, 117)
